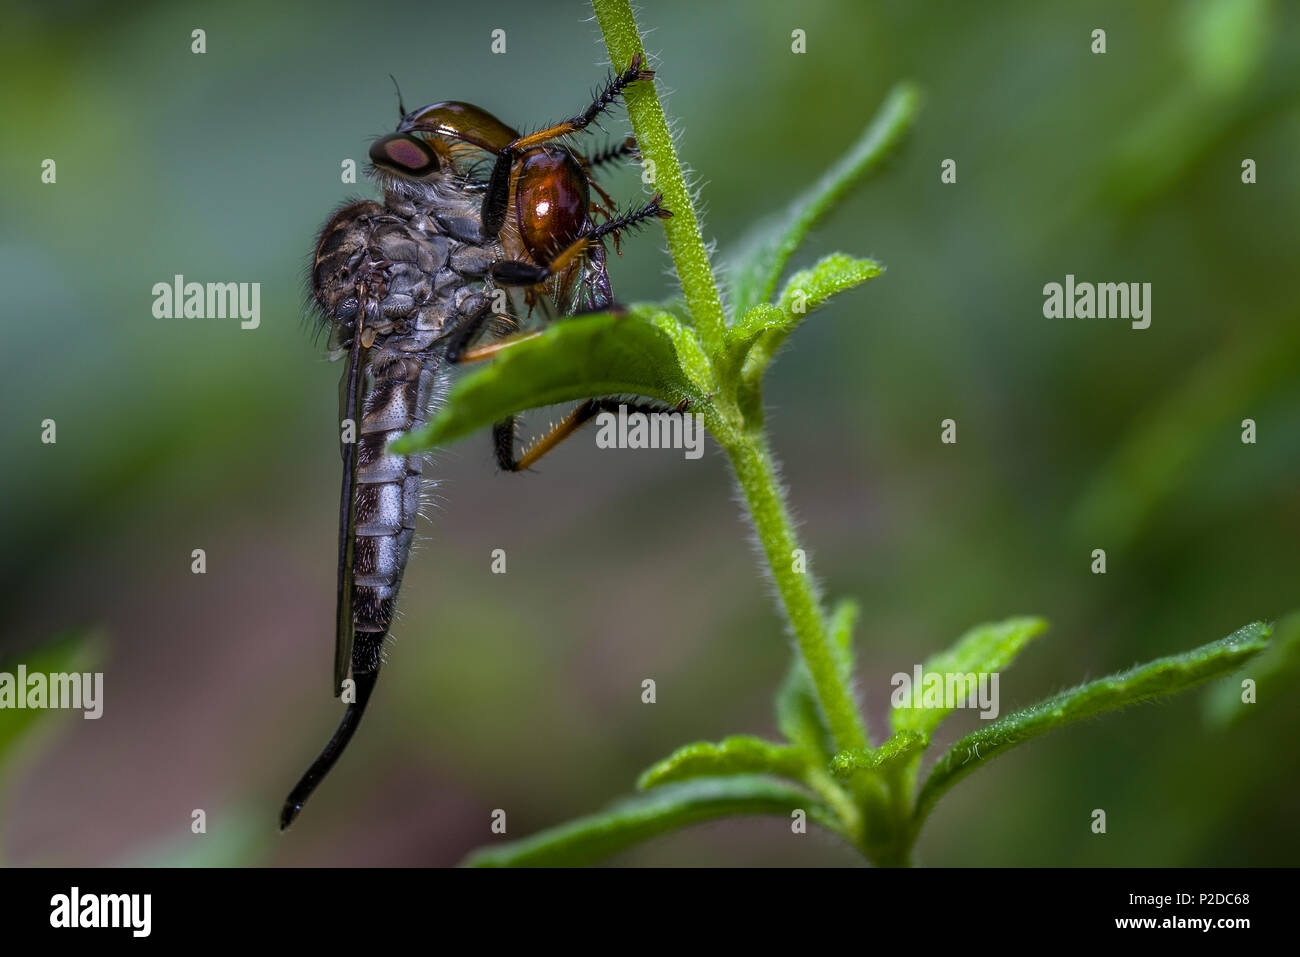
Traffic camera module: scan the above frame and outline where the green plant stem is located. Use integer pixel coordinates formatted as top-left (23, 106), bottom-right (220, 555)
top-left (804, 764), bottom-right (864, 844)
top-left (593, 0), bottom-right (871, 844)
top-left (723, 433), bottom-right (869, 755)
top-left (592, 0), bottom-right (728, 356)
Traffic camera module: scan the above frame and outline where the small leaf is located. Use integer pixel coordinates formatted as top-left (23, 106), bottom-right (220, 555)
top-left (830, 730), bottom-right (929, 781)
top-left (0, 631), bottom-right (96, 866)
top-left (123, 803), bottom-right (269, 867)
top-left (1204, 610), bottom-right (1300, 728)
top-left (637, 735), bottom-right (807, 789)
top-left (914, 621), bottom-right (1272, 825)
top-left (728, 303), bottom-right (784, 353)
top-left (828, 597), bottom-right (859, 680)
top-left (391, 308), bottom-right (702, 454)
top-left (463, 776), bottom-right (838, 867)
top-left (774, 254), bottom-right (884, 318)
top-left (775, 661), bottom-right (834, 762)
top-left (647, 310), bottom-right (717, 396)
top-left (1069, 323), bottom-right (1300, 553)
top-left (892, 616), bottom-right (1048, 735)
top-left (729, 256), bottom-right (883, 383)
top-left (726, 81), bottom-right (920, 318)
top-left (0, 632), bottom-right (95, 772)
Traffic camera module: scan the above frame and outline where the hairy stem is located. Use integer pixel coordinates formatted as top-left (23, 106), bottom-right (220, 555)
top-left (592, 0), bottom-right (728, 354)
top-left (724, 434), bottom-right (869, 755)
top-left (592, 0), bottom-right (871, 846)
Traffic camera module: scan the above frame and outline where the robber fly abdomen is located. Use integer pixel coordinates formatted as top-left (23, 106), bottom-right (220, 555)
top-left (349, 357), bottom-right (428, 669)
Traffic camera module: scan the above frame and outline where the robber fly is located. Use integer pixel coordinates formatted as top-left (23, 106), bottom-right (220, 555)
top-left (281, 58), bottom-right (672, 830)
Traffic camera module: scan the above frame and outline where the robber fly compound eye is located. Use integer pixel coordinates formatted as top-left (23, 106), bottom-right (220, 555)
top-left (368, 133), bottom-right (441, 178)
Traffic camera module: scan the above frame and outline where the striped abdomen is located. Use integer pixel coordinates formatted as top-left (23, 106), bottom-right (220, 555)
top-left (349, 353), bottom-right (441, 673)
top-left (311, 196), bottom-right (495, 675)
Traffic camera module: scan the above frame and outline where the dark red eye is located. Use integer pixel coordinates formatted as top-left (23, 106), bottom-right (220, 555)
top-left (515, 148), bottom-right (589, 263)
top-left (369, 133), bottom-right (440, 177)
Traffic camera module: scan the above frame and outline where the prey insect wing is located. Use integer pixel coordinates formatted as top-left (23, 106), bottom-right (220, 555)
top-left (571, 240), bottom-right (614, 313)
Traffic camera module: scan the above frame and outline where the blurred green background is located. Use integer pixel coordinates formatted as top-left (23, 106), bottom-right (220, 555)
top-left (1, 0), bottom-right (1297, 866)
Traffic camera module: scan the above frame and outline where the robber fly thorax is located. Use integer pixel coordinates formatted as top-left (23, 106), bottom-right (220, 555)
top-left (282, 57), bottom-right (672, 829)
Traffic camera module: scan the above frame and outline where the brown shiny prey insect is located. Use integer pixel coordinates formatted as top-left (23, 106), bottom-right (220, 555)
top-left (282, 56), bottom-right (674, 829)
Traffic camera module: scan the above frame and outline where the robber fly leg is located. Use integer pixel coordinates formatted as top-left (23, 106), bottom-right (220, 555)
top-left (493, 396), bottom-right (689, 472)
top-left (446, 299), bottom-right (504, 363)
top-left (493, 403), bottom-right (604, 472)
top-left (453, 332), bottom-right (544, 364)
top-left (442, 295), bottom-right (542, 366)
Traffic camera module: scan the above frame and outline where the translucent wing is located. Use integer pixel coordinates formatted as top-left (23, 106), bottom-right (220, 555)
top-left (564, 239), bottom-right (614, 314)
top-left (334, 324), bottom-right (367, 695)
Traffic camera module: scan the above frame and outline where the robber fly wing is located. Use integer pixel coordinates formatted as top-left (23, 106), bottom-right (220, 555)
top-left (333, 320), bottom-right (367, 695)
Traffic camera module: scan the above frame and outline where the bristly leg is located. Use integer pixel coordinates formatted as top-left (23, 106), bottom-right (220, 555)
top-left (583, 137), bottom-right (643, 221)
top-left (483, 56), bottom-right (654, 235)
top-left (444, 299), bottom-right (506, 364)
top-left (494, 396), bottom-right (690, 472)
top-left (512, 55), bottom-right (655, 152)
top-left (486, 194), bottom-right (671, 290)
top-left (587, 135), bottom-right (641, 170)
top-left (588, 193), bottom-right (671, 255)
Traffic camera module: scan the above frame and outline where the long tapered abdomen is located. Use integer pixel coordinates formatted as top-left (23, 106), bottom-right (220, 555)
top-left (310, 199), bottom-right (471, 676)
top-left (349, 354), bottom-right (440, 673)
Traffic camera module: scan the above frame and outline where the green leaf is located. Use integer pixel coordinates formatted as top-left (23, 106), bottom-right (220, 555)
top-left (1069, 319), bottom-right (1300, 554)
top-left (647, 311), bottom-right (717, 396)
top-left (1204, 610), bottom-right (1300, 728)
top-left (914, 621), bottom-right (1272, 825)
top-left (0, 632), bottom-right (96, 867)
top-left (830, 730), bottom-right (929, 781)
top-left (892, 616), bottom-right (1048, 735)
top-left (0, 632), bottom-right (95, 773)
top-left (774, 659), bottom-right (835, 762)
top-left (726, 81), bottom-right (920, 318)
top-left (637, 735), bottom-right (807, 789)
top-left (728, 303), bottom-right (785, 353)
top-left (391, 308), bottom-right (706, 454)
top-left (463, 776), bottom-right (837, 867)
top-left (729, 256), bottom-right (883, 385)
top-left (827, 597), bottom-right (859, 680)
top-left (774, 254), bottom-right (884, 319)
top-left (123, 803), bottom-right (269, 866)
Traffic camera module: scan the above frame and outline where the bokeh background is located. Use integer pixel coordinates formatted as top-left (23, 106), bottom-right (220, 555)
top-left (1, 0), bottom-right (1297, 866)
